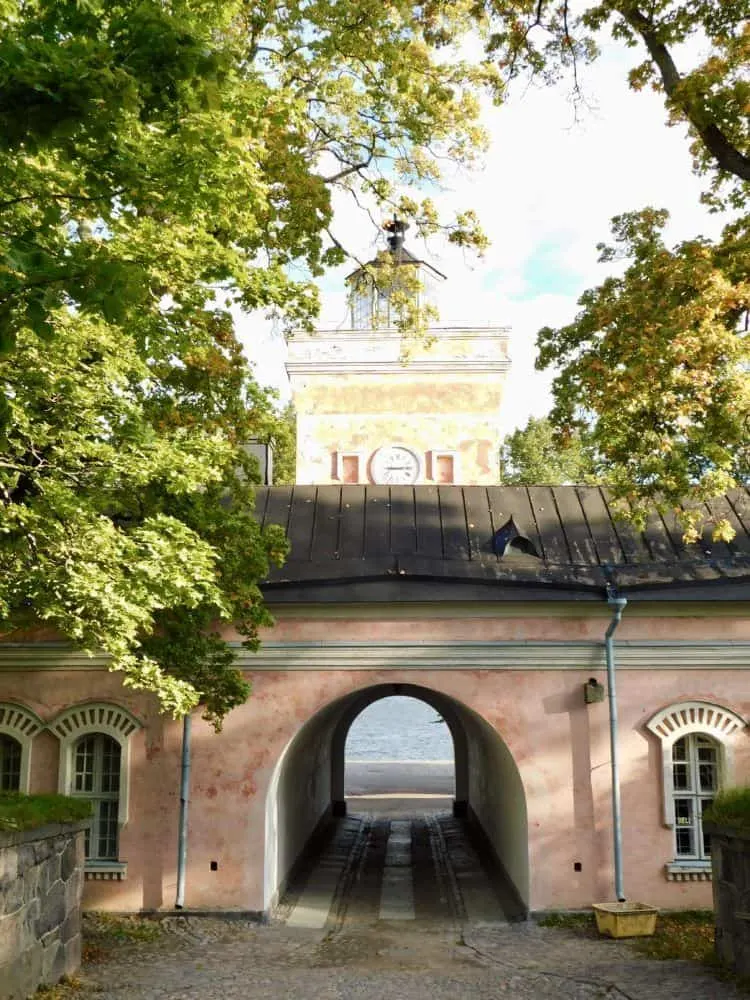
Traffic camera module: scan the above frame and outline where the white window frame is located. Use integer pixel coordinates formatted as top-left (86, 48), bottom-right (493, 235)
top-left (429, 450), bottom-right (460, 484)
top-left (335, 450), bottom-right (365, 484)
top-left (50, 703), bottom-right (142, 879)
top-left (646, 700), bottom-right (745, 880)
top-left (0, 703), bottom-right (44, 793)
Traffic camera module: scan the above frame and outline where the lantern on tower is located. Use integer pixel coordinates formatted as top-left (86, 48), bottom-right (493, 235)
top-left (346, 218), bottom-right (446, 330)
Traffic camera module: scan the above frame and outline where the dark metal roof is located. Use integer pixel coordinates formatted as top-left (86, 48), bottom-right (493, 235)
top-left (254, 485), bottom-right (750, 601)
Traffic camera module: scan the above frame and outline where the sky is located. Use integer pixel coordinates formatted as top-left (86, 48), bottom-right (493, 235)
top-left (237, 37), bottom-right (725, 437)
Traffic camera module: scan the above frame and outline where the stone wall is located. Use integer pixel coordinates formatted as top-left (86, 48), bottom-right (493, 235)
top-left (0, 820), bottom-right (88, 1000)
top-left (706, 822), bottom-right (750, 975)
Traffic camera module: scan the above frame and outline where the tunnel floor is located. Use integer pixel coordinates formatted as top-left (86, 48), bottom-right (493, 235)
top-left (274, 804), bottom-right (524, 930)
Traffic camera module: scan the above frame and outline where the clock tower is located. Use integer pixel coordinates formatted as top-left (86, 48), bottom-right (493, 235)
top-left (286, 221), bottom-right (511, 485)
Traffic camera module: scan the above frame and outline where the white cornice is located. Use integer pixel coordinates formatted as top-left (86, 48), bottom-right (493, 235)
top-left (290, 327), bottom-right (512, 339)
top-left (286, 361), bottom-right (512, 375)
top-left (2, 641), bottom-right (749, 671)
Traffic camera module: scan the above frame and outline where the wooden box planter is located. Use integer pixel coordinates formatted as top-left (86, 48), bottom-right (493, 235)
top-left (704, 821), bottom-right (750, 975)
top-left (592, 902), bottom-right (659, 938)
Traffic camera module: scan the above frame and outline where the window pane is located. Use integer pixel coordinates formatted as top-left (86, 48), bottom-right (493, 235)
top-left (673, 762), bottom-right (690, 790)
top-left (701, 800), bottom-right (713, 857)
top-left (97, 799), bottom-right (119, 860)
top-left (699, 762), bottom-right (718, 792)
top-left (673, 737), bottom-right (687, 761)
top-left (74, 736), bottom-right (95, 793)
top-left (100, 737), bottom-right (121, 794)
top-left (676, 826), bottom-right (695, 856)
top-left (674, 797), bottom-right (694, 826)
top-left (0, 735), bottom-right (21, 792)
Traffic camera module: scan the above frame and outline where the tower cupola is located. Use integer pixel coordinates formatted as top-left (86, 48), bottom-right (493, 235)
top-left (346, 218), bottom-right (446, 330)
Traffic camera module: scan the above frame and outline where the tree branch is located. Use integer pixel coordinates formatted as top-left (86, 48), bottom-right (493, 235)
top-left (622, 4), bottom-right (750, 182)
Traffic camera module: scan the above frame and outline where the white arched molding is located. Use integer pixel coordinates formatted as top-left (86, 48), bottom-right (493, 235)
top-left (0, 703), bottom-right (44, 792)
top-left (50, 703), bottom-right (142, 826)
top-left (646, 700), bottom-right (746, 828)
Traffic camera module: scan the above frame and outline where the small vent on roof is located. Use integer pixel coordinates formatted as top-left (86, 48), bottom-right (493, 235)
top-left (493, 517), bottom-right (539, 558)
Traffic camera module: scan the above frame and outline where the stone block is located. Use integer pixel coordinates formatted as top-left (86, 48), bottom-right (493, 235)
top-left (14, 944), bottom-right (42, 1000)
top-left (41, 937), bottom-right (66, 987)
top-left (65, 868), bottom-right (83, 914)
top-left (60, 839), bottom-right (78, 882)
top-left (63, 933), bottom-right (81, 977)
top-left (0, 847), bottom-right (18, 892)
top-left (0, 910), bottom-right (22, 967)
top-left (60, 907), bottom-right (80, 945)
top-left (35, 881), bottom-right (66, 937)
top-left (1, 876), bottom-right (24, 917)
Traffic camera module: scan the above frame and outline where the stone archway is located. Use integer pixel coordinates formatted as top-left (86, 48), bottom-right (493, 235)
top-left (264, 681), bottom-right (528, 917)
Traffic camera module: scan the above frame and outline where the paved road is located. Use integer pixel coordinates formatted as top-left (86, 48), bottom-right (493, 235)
top-left (345, 760), bottom-right (454, 795)
top-left (279, 809), bottom-right (522, 929)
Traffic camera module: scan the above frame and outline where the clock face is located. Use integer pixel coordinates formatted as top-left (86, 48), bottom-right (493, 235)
top-left (370, 445), bottom-right (421, 485)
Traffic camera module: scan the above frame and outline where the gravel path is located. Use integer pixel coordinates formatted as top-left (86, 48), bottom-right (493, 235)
top-left (75, 809), bottom-right (742, 999)
top-left (78, 916), bottom-right (745, 1000)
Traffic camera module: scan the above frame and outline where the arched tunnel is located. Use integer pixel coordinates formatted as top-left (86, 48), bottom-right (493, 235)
top-left (264, 682), bottom-right (528, 922)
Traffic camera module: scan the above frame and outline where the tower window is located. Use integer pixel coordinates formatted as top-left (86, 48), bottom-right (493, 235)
top-left (336, 451), bottom-right (363, 484)
top-left (430, 450), bottom-right (459, 484)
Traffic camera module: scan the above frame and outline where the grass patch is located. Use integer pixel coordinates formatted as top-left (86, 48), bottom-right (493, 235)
top-left (82, 913), bottom-right (163, 964)
top-left (704, 787), bottom-right (750, 833)
top-left (538, 911), bottom-right (596, 931)
top-left (631, 910), bottom-right (715, 962)
top-left (0, 792), bottom-right (92, 832)
top-left (35, 977), bottom-right (84, 998)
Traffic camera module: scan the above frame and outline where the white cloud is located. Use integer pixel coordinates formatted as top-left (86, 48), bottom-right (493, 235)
top-left (236, 40), bottom-right (727, 433)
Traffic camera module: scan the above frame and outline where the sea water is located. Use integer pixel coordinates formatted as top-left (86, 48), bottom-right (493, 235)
top-left (346, 696), bottom-right (452, 761)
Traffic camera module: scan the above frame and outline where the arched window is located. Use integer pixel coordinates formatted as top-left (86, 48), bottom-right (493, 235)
top-left (0, 734), bottom-right (22, 791)
top-left (0, 703), bottom-right (44, 793)
top-left (72, 733), bottom-right (122, 861)
top-left (646, 700), bottom-right (745, 881)
top-left (50, 703), bottom-right (141, 879)
top-left (671, 733), bottom-right (718, 861)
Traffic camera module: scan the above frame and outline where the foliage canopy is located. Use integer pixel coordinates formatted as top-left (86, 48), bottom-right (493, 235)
top-left (0, 0), bottom-right (500, 722)
top-left (500, 416), bottom-right (600, 485)
top-left (1, 0), bottom-right (748, 721)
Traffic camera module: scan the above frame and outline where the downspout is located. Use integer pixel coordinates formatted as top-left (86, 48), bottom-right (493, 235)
top-left (175, 713), bottom-right (192, 909)
top-left (604, 593), bottom-right (628, 902)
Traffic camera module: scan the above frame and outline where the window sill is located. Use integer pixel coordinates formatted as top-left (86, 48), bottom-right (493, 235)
top-left (664, 862), bottom-right (712, 882)
top-left (85, 861), bottom-right (128, 881)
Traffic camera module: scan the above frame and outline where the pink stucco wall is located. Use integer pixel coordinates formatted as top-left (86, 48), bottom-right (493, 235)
top-left (2, 607), bottom-right (749, 913)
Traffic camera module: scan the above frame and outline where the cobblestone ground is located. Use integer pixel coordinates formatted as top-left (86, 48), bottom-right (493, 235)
top-left (79, 917), bottom-right (746, 1000)
top-left (77, 809), bottom-right (745, 999)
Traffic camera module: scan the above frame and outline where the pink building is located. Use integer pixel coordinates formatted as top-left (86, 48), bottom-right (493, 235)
top-left (2, 483), bottom-right (750, 916)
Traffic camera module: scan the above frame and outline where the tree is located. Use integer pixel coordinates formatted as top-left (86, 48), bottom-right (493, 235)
top-left (0, 0), bottom-right (499, 723)
top-left (478, 0), bottom-right (748, 537)
top-left (2, 313), bottom-right (290, 727)
top-left (482, 0), bottom-right (749, 206)
top-left (267, 403), bottom-right (297, 487)
top-left (500, 416), bottom-right (600, 485)
top-left (537, 210), bottom-right (749, 540)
